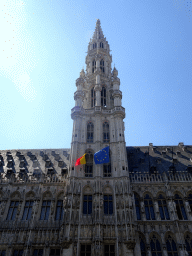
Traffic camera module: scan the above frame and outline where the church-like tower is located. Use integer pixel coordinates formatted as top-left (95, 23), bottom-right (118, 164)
top-left (69, 19), bottom-right (135, 256)
top-left (71, 19), bottom-right (128, 178)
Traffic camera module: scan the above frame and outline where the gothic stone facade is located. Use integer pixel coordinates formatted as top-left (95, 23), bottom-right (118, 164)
top-left (0, 20), bottom-right (192, 256)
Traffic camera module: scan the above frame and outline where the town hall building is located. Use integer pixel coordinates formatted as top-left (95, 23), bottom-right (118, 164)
top-left (0, 19), bottom-right (192, 256)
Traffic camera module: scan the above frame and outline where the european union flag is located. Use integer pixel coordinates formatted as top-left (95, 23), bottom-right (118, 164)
top-left (94, 146), bottom-right (110, 165)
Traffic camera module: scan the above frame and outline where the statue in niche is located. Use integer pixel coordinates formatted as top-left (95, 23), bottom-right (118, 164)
top-left (141, 201), bottom-right (145, 213)
top-left (51, 201), bottom-right (55, 215)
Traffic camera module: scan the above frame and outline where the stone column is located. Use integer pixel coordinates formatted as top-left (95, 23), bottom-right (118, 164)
top-left (162, 245), bottom-right (168, 256)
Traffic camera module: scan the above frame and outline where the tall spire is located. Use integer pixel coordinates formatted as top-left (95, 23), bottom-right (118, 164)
top-left (92, 19), bottom-right (105, 41)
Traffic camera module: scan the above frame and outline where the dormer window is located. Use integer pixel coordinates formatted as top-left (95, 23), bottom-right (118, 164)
top-left (100, 59), bottom-right (104, 73)
top-left (92, 60), bottom-right (96, 73)
top-left (100, 42), bottom-right (104, 48)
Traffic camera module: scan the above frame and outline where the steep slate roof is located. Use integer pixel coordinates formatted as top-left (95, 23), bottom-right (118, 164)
top-left (0, 148), bottom-right (70, 180)
top-left (126, 143), bottom-right (192, 175)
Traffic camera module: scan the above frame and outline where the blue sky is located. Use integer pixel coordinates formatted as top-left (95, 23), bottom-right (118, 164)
top-left (0, 0), bottom-right (192, 150)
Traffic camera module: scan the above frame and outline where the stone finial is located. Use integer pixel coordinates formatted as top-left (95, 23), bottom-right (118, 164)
top-left (80, 69), bottom-right (85, 78)
top-left (112, 67), bottom-right (118, 78)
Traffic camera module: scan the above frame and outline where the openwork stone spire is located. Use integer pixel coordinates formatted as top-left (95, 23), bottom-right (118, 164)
top-left (91, 19), bottom-right (105, 41)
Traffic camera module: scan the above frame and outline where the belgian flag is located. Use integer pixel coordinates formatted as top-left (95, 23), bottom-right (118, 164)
top-left (75, 154), bottom-right (86, 166)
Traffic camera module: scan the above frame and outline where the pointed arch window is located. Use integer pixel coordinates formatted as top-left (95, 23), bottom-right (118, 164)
top-left (187, 194), bottom-right (192, 212)
top-left (158, 194), bottom-right (170, 220)
top-left (91, 88), bottom-right (96, 107)
top-left (150, 235), bottom-right (162, 256)
top-left (87, 122), bottom-right (94, 143)
top-left (174, 194), bottom-right (187, 220)
top-left (92, 60), bottom-right (96, 73)
top-left (134, 194), bottom-right (141, 220)
top-left (103, 122), bottom-right (109, 143)
top-left (100, 59), bottom-right (105, 73)
top-left (166, 235), bottom-right (178, 256)
top-left (85, 150), bottom-right (93, 177)
top-left (93, 43), bottom-right (97, 49)
top-left (139, 236), bottom-right (147, 256)
top-left (144, 194), bottom-right (155, 220)
top-left (100, 42), bottom-right (104, 48)
top-left (185, 234), bottom-right (192, 256)
top-left (101, 87), bottom-right (106, 107)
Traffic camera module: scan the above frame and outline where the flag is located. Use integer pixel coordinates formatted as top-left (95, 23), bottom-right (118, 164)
top-left (75, 154), bottom-right (86, 166)
top-left (94, 146), bottom-right (110, 165)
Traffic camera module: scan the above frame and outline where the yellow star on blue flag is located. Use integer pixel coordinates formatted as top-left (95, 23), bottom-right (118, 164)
top-left (94, 146), bottom-right (110, 165)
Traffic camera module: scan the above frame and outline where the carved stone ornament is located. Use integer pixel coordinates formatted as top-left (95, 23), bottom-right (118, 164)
top-left (125, 241), bottom-right (136, 250)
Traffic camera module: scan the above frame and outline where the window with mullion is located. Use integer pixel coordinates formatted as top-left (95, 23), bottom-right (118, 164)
top-left (87, 122), bottom-right (94, 143)
top-left (33, 249), bottom-right (43, 256)
top-left (7, 201), bottom-right (19, 220)
top-left (12, 250), bottom-right (23, 256)
top-left (158, 195), bottom-right (170, 220)
top-left (104, 245), bottom-right (115, 256)
top-left (92, 60), bottom-right (96, 73)
top-left (55, 200), bottom-right (64, 220)
top-left (166, 235), bottom-right (178, 256)
top-left (100, 59), bottom-right (105, 73)
top-left (185, 235), bottom-right (192, 256)
top-left (150, 235), bottom-right (162, 256)
top-left (85, 151), bottom-right (93, 177)
top-left (104, 195), bottom-right (113, 215)
top-left (83, 195), bottom-right (92, 214)
top-left (40, 200), bottom-right (51, 220)
top-left (139, 237), bottom-right (147, 256)
top-left (144, 195), bottom-right (155, 220)
top-left (80, 244), bottom-right (91, 256)
top-left (103, 164), bottom-right (111, 177)
top-left (101, 87), bottom-right (106, 106)
top-left (22, 200), bottom-right (34, 220)
top-left (0, 250), bottom-right (6, 256)
top-left (174, 194), bottom-right (187, 220)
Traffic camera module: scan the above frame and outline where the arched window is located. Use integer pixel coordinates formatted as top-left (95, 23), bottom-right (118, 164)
top-left (158, 194), bottom-right (170, 220)
top-left (166, 235), bottom-right (178, 256)
top-left (91, 88), bottom-right (96, 107)
top-left (87, 122), bottom-right (94, 143)
top-left (188, 194), bottom-right (192, 212)
top-left (144, 194), bottom-right (155, 220)
top-left (92, 60), bottom-right (96, 73)
top-left (93, 42), bottom-right (97, 49)
top-left (150, 235), bottom-right (162, 256)
top-left (101, 87), bottom-right (106, 107)
top-left (85, 150), bottom-right (93, 177)
top-left (100, 59), bottom-right (105, 73)
top-left (100, 42), bottom-right (104, 48)
top-left (103, 122), bottom-right (109, 143)
top-left (174, 194), bottom-right (187, 220)
top-left (139, 236), bottom-right (147, 256)
top-left (185, 234), bottom-right (192, 256)
top-left (134, 194), bottom-right (141, 220)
